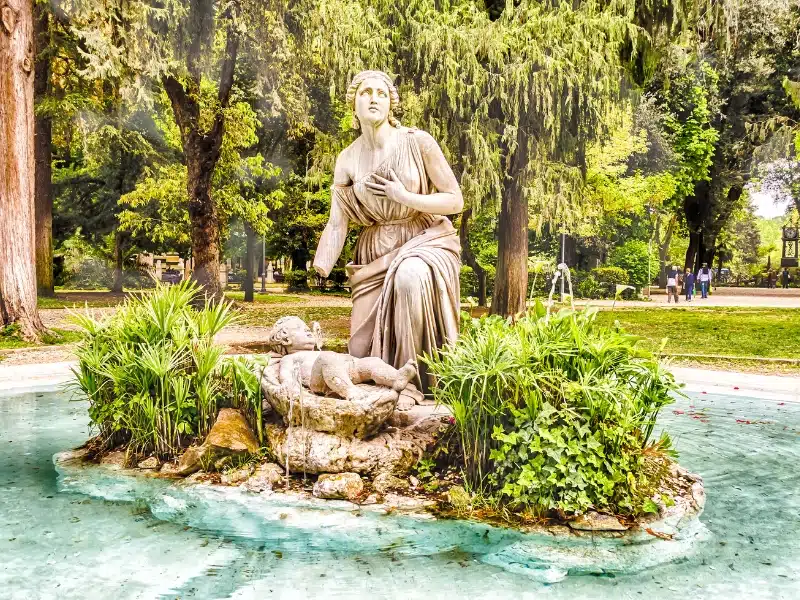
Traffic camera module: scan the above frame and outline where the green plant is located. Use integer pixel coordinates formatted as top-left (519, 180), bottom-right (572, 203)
top-left (327, 267), bottom-right (349, 291)
top-left (284, 269), bottom-right (310, 291)
top-left (70, 280), bottom-right (265, 458)
top-left (591, 266), bottom-right (630, 286)
top-left (576, 275), bottom-right (603, 299)
top-left (609, 240), bottom-right (659, 290)
top-left (424, 303), bottom-right (679, 516)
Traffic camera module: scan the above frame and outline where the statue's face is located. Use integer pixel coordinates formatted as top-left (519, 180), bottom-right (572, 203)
top-left (354, 77), bottom-right (391, 128)
top-left (285, 320), bottom-right (318, 353)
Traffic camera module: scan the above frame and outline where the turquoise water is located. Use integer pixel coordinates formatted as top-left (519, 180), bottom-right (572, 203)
top-left (1, 387), bottom-right (798, 599)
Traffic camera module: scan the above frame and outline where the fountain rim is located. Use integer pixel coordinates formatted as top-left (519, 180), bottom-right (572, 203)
top-left (2, 359), bottom-right (797, 404)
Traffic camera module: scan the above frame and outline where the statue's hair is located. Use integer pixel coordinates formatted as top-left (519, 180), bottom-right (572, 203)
top-left (345, 70), bottom-right (401, 129)
top-left (267, 316), bottom-right (308, 356)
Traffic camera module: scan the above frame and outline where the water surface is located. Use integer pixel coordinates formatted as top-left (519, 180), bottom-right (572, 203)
top-left (1, 387), bottom-right (797, 599)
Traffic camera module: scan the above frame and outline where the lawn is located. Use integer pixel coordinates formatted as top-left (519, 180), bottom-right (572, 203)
top-left (39, 290), bottom-right (304, 308)
top-left (38, 291), bottom-right (129, 308)
top-left (223, 291), bottom-right (302, 304)
top-left (594, 307), bottom-right (800, 361)
top-left (17, 293), bottom-right (800, 374)
top-left (0, 327), bottom-right (81, 351)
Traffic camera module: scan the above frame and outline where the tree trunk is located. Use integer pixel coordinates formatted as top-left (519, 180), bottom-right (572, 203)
top-left (33, 1), bottom-right (52, 296)
top-left (243, 222), bottom-right (256, 302)
top-left (185, 140), bottom-right (222, 299)
top-left (161, 11), bottom-right (239, 302)
top-left (0, 0), bottom-right (44, 340)
top-left (491, 169), bottom-right (528, 317)
top-left (458, 208), bottom-right (487, 306)
top-left (111, 231), bottom-right (124, 293)
top-left (685, 230), bottom-right (700, 272)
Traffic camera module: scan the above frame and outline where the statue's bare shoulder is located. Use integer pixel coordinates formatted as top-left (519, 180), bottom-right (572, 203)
top-left (334, 140), bottom-right (360, 185)
top-left (410, 128), bottom-right (440, 155)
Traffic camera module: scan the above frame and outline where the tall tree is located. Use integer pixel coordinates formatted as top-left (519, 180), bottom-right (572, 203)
top-left (159, 0), bottom-right (240, 300)
top-left (0, 0), bottom-right (44, 339)
top-left (306, 0), bottom-right (706, 316)
top-left (33, 0), bottom-right (53, 296)
top-left (667, 0), bottom-right (800, 270)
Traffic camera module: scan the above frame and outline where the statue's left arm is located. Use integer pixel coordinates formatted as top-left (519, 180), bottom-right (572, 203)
top-left (365, 130), bottom-right (464, 215)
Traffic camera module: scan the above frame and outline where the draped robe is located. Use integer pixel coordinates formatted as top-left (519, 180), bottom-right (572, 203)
top-left (321, 129), bottom-right (461, 391)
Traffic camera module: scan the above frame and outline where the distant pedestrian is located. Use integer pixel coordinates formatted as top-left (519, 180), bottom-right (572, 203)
top-left (782, 268), bottom-right (791, 289)
top-left (767, 270), bottom-right (777, 289)
top-left (683, 268), bottom-right (695, 301)
top-left (666, 267), bottom-right (680, 303)
top-left (697, 263), bottom-right (712, 299)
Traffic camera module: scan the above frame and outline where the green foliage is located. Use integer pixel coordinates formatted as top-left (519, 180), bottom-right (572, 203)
top-left (70, 281), bottom-right (266, 458)
top-left (424, 305), bottom-right (679, 515)
top-left (656, 60), bottom-right (720, 202)
top-left (609, 241), bottom-right (659, 289)
top-left (576, 275), bottom-right (603, 300)
top-left (591, 266), bottom-right (630, 286)
top-left (284, 270), bottom-right (311, 291)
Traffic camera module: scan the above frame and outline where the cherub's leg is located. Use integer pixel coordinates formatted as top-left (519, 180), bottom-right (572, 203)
top-left (353, 357), bottom-right (418, 392)
top-left (315, 352), bottom-right (362, 399)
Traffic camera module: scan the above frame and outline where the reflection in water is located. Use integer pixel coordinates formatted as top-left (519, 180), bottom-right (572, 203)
top-left (1, 388), bottom-right (798, 599)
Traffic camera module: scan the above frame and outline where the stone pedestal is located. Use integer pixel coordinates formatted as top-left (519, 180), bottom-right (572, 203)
top-left (265, 407), bottom-right (445, 475)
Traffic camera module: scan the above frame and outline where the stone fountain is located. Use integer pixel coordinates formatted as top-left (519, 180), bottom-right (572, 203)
top-left (259, 316), bottom-right (446, 477)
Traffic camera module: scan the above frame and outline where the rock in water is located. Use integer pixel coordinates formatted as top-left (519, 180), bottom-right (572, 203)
top-left (373, 472), bottom-right (409, 494)
top-left (137, 457), bottom-right (159, 470)
top-left (221, 464), bottom-right (255, 485)
top-left (313, 473), bottom-right (364, 501)
top-left (177, 409), bottom-right (259, 476)
top-left (177, 445), bottom-right (209, 476)
top-left (206, 409), bottom-right (259, 454)
top-left (447, 485), bottom-right (472, 511)
top-left (568, 511), bottom-right (629, 532)
top-left (244, 463), bottom-right (285, 493)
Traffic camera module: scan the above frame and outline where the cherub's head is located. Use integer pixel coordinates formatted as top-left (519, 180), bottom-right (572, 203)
top-left (267, 316), bottom-right (321, 356)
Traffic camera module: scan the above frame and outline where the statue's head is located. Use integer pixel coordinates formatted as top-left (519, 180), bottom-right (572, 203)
top-left (267, 316), bottom-right (321, 355)
top-left (346, 70), bottom-right (401, 130)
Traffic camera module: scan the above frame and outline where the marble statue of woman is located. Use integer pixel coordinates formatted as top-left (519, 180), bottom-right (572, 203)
top-left (313, 70), bottom-right (462, 393)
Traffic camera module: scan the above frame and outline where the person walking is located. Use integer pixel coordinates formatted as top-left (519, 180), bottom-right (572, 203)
top-left (766, 270), bottom-right (776, 289)
top-left (697, 263), bottom-right (712, 299)
top-left (782, 268), bottom-right (791, 289)
top-left (666, 266), bottom-right (679, 303)
top-left (683, 268), bottom-right (695, 301)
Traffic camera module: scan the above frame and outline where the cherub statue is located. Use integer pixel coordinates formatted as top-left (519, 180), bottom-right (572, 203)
top-left (265, 316), bottom-right (417, 402)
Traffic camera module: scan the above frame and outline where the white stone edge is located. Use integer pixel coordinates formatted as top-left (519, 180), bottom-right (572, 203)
top-left (2, 360), bottom-right (800, 404)
top-left (671, 366), bottom-right (800, 404)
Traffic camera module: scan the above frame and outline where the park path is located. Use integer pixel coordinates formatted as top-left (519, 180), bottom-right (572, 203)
top-left (2, 288), bottom-right (798, 366)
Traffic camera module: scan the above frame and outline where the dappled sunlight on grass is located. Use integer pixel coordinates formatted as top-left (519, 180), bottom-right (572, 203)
top-left (595, 308), bottom-right (800, 360)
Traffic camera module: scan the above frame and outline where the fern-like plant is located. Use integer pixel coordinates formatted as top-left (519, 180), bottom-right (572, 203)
top-left (70, 281), bottom-right (267, 458)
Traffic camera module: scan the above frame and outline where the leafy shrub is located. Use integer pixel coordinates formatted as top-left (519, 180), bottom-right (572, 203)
top-left (576, 274), bottom-right (603, 299)
top-left (460, 264), bottom-right (495, 299)
top-left (460, 266), bottom-right (477, 299)
top-left (609, 240), bottom-right (659, 290)
top-left (424, 304), bottom-right (678, 516)
top-left (591, 266), bottom-right (630, 286)
top-left (70, 281), bottom-right (266, 458)
top-left (284, 269), bottom-right (310, 291)
top-left (60, 255), bottom-right (153, 290)
top-left (328, 267), bottom-right (349, 290)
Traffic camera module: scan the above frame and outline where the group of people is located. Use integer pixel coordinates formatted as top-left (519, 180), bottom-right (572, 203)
top-left (765, 268), bottom-right (792, 289)
top-left (665, 264), bottom-right (714, 303)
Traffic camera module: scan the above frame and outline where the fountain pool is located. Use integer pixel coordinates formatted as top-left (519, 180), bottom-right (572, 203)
top-left (1, 386), bottom-right (798, 599)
